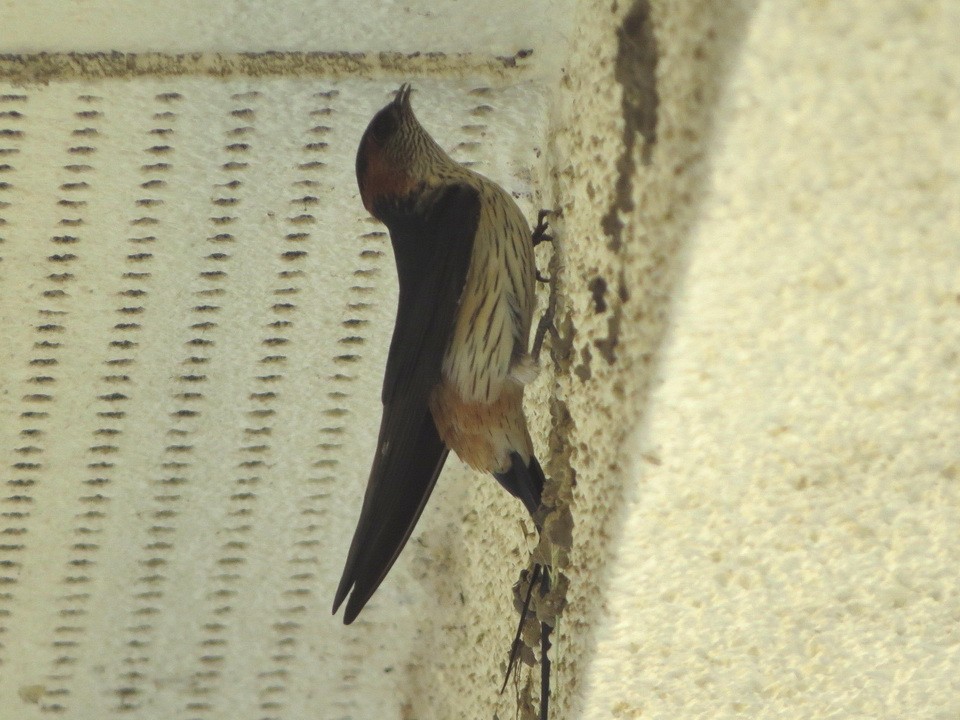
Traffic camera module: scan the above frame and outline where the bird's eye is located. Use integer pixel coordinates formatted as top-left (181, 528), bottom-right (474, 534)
top-left (370, 109), bottom-right (399, 142)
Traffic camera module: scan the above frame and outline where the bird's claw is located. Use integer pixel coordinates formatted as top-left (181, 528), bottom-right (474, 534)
top-left (532, 209), bottom-right (553, 247)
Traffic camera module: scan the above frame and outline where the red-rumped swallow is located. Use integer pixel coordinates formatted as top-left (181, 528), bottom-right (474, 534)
top-left (333, 84), bottom-right (546, 623)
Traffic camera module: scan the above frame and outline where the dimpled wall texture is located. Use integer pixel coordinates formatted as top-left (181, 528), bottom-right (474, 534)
top-left (0, 71), bottom-right (556, 719)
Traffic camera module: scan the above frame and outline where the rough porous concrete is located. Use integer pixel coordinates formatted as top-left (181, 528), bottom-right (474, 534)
top-left (408, 1), bottom-right (960, 718)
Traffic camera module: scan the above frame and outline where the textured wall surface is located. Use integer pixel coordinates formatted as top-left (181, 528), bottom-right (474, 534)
top-left (2, 1), bottom-right (959, 719)
top-left (0, 73), bottom-right (555, 719)
top-left (528, 1), bottom-right (960, 718)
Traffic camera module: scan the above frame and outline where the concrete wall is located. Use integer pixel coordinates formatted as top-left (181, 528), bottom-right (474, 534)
top-left (506, 1), bottom-right (960, 717)
top-left (1, 1), bottom-right (958, 719)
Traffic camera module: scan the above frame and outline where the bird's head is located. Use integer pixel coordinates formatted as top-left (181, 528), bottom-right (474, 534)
top-left (356, 84), bottom-right (450, 217)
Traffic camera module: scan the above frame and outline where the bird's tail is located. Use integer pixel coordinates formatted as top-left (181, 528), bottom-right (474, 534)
top-left (493, 452), bottom-right (545, 519)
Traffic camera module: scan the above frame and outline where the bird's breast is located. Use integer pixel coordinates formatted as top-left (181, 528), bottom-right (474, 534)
top-left (429, 377), bottom-right (529, 473)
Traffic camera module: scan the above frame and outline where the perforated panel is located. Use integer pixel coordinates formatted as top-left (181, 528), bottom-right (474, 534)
top-left (0, 75), bottom-right (549, 718)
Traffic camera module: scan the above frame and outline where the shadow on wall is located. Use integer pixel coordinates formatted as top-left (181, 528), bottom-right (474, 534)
top-left (540, 0), bottom-right (763, 716)
top-left (395, 2), bottom-right (764, 717)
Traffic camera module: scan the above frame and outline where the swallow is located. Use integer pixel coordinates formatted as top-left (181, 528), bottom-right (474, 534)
top-left (333, 84), bottom-right (546, 624)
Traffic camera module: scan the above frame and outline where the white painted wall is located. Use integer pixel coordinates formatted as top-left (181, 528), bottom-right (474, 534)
top-left (1, 1), bottom-right (958, 719)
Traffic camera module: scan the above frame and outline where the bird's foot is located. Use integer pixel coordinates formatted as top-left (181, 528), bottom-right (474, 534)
top-left (532, 209), bottom-right (553, 247)
top-left (532, 302), bottom-right (557, 363)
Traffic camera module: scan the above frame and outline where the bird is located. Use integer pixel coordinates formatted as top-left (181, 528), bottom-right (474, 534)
top-left (333, 83), bottom-right (547, 624)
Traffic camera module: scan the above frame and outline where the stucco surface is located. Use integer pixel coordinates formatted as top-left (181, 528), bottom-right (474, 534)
top-left (1, 1), bottom-right (958, 719)
top-left (538, 1), bottom-right (960, 718)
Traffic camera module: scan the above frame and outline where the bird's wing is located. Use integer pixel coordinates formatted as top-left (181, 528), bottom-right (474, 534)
top-left (333, 182), bottom-right (480, 623)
